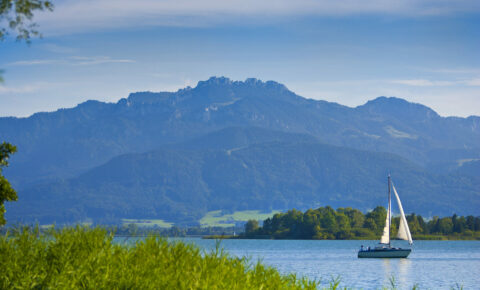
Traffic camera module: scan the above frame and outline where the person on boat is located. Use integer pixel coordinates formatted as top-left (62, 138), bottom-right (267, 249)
top-left (361, 245), bottom-right (364, 251)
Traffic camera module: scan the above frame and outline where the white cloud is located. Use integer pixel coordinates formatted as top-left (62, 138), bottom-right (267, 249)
top-left (0, 82), bottom-right (54, 94)
top-left (390, 79), bottom-right (457, 87)
top-left (69, 56), bottom-right (135, 65)
top-left (297, 78), bottom-right (477, 88)
top-left (9, 59), bottom-right (63, 66)
top-left (35, 0), bottom-right (480, 34)
top-left (419, 67), bottom-right (480, 74)
top-left (391, 78), bottom-right (480, 87)
top-left (405, 68), bottom-right (480, 87)
top-left (42, 43), bottom-right (77, 54)
top-left (0, 85), bottom-right (38, 94)
top-left (463, 78), bottom-right (480, 86)
top-left (8, 56), bottom-right (136, 66)
top-left (150, 73), bottom-right (174, 78)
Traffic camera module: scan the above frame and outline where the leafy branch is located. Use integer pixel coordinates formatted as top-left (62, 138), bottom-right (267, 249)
top-left (0, 0), bottom-right (54, 43)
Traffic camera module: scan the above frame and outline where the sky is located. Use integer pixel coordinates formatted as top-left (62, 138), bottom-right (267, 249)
top-left (0, 0), bottom-right (479, 117)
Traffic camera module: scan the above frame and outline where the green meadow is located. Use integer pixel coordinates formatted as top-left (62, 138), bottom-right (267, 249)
top-left (119, 210), bottom-right (280, 229)
top-left (200, 210), bottom-right (281, 227)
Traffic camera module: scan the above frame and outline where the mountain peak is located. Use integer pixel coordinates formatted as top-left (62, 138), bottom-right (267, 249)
top-left (194, 76), bottom-right (288, 91)
top-left (243, 78), bottom-right (288, 91)
top-left (196, 76), bottom-right (233, 88)
top-left (125, 91), bottom-right (172, 105)
top-left (362, 96), bottom-right (413, 107)
top-left (358, 96), bottom-right (440, 120)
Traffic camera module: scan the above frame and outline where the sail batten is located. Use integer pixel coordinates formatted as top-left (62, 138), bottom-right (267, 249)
top-left (392, 183), bottom-right (413, 245)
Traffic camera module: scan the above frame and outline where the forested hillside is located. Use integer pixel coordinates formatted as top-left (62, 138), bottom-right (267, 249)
top-left (7, 127), bottom-right (479, 224)
top-left (1, 77), bottom-right (479, 225)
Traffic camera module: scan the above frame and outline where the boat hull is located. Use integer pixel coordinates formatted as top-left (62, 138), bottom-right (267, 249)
top-left (358, 248), bottom-right (411, 258)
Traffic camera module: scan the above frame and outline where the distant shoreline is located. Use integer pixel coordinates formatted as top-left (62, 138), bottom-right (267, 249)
top-left (202, 235), bottom-right (480, 241)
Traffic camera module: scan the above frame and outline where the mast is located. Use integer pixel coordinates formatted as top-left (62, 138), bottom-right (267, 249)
top-left (388, 174), bottom-right (391, 247)
top-left (379, 174), bottom-right (394, 246)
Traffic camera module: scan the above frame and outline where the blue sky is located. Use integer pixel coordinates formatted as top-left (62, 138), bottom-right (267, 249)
top-left (1, 0), bottom-right (479, 117)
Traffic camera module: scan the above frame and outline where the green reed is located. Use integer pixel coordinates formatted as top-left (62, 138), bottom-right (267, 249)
top-left (1, 226), bottom-right (461, 289)
top-left (0, 226), bottom-right (318, 289)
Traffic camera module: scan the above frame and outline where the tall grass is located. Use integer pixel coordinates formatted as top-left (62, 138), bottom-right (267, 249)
top-left (0, 226), bottom-right (317, 289)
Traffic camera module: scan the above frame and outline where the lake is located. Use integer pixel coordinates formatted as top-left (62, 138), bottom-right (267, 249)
top-left (139, 238), bottom-right (480, 289)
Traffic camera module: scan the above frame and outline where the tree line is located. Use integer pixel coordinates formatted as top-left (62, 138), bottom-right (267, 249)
top-left (243, 206), bottom-right (480, 240)
top-left (113, 224), bottom-right (242, 237)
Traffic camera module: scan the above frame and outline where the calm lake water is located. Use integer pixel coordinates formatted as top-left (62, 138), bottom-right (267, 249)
top-left (117, 238), bottom-right (480, 289)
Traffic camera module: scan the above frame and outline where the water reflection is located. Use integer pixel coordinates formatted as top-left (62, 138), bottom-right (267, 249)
top-left (382, 259), bottom-right (392, 286)
top-left (381, 258), bottom-right (412, 288)
top-left (397, 258), bottom-right (411, 287)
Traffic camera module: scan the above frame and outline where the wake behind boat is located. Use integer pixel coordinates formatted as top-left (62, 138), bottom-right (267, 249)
top-left (358, 175), bottom-right (412, 258)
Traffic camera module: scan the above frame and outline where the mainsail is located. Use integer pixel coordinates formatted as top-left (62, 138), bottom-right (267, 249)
top-left (379, 202), bottom-right (390, 244)
top-left (392, 183), bottom-right (413, 245)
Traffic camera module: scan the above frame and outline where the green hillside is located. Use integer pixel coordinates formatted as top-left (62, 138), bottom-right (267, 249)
top-left (7, 127), bottom-right (479, 225)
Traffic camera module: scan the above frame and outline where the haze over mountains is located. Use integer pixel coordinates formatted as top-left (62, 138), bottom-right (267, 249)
top-left (1, 77), bottom-right (479, 225)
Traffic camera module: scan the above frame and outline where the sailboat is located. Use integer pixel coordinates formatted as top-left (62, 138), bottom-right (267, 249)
top-left (358, 175), bottom-right (413, 258)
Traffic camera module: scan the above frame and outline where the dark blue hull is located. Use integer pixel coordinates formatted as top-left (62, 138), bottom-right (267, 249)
top-left (358, 248), bottom-right (411, 258)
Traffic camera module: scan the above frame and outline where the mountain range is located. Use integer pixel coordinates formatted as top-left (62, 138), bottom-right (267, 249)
top-left (1, 77), bottom-right (479, 225)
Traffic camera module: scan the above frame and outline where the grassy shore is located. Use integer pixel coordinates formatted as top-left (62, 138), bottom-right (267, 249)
top-left (0, 226), bottom-right (317, 289)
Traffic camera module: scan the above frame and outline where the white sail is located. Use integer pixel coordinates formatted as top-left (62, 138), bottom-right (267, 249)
top-left (379, 202), bottom-right (390, 244)
top-left (392, 183), bottom-right (413, 245)
top-left (397, 215), bottom-right (409, 240)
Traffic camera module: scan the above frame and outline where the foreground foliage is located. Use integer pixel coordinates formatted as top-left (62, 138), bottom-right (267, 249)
top-left (244, 206), bottom-right (480, 240)
top-left (0, 142), bottom-right (17, 226)
top-left (0, 0), bottom-right (54, 42)
top-left (0, 226), bottom-right (317, 289)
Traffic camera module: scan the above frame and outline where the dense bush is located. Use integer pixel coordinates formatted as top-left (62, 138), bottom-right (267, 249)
top-left (0, 226), bottom-right (317, 289)
top-left (244, 206), bottom-right (480, 240)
